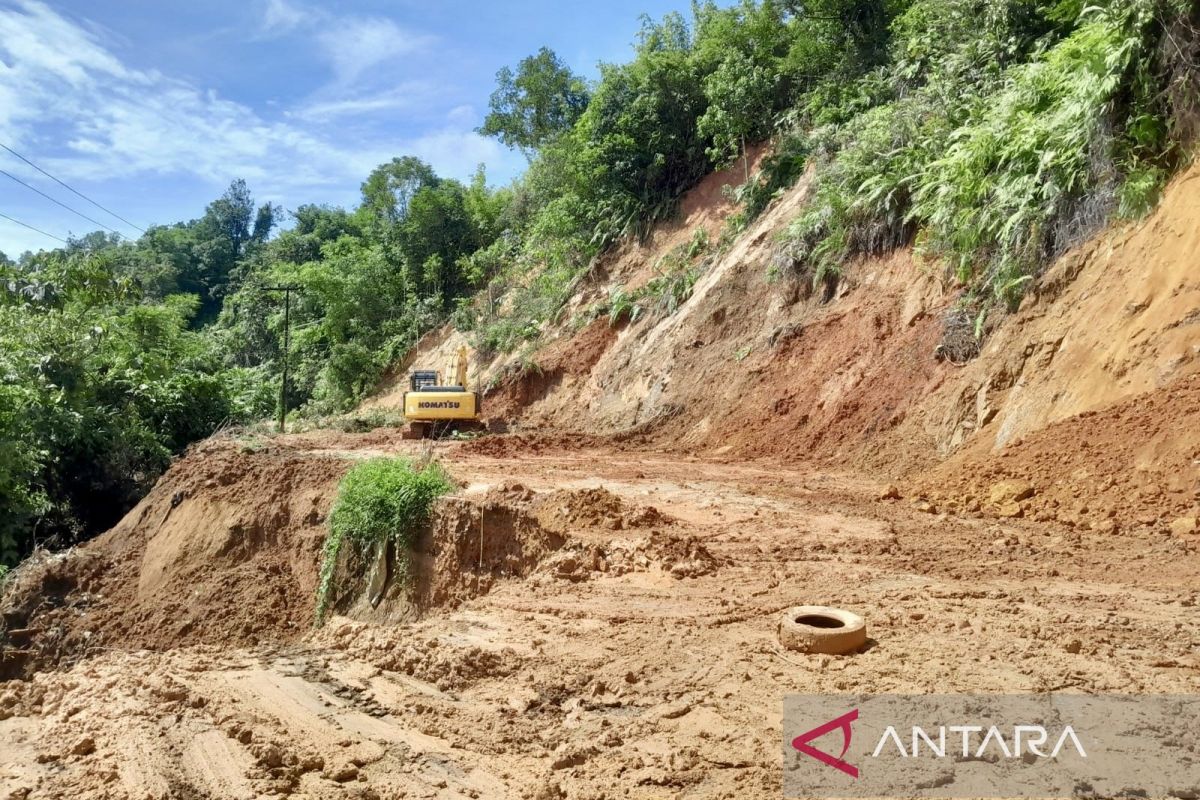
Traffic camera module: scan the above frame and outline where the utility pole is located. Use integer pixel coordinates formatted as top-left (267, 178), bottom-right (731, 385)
top-left (264, 285), bottom-right (301, 433)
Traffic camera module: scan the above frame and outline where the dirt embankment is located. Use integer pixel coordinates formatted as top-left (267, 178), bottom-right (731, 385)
top-left (0, 440), bottom-right (349, 679)
top-left (0, 440), bottom-right (698, 681)
top-left (911, 373), bottom-right (1200, 535)
top-left (403, 160), bottom-right (1200, 524)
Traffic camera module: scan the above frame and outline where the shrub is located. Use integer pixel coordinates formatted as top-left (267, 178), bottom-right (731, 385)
top-left (315, 457), bottom-right (455, 623)
top-left (912, 2), bottom-right (1163, 305)
top-left (729, 128), bottom-right (810, 221)
top-left (644, 265), bottom-right (701, 317)
top-left (607, 286), bottom-right (642, 325)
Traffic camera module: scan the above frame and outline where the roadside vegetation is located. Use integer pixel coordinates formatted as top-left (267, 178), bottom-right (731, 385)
top-left (315, 457), bottom-right (455, 624)
top-left (2, 0), bottom-right (1196, 564)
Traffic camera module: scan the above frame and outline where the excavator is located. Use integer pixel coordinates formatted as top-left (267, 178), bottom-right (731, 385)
top-left (400, 346), bottom-right (484, 438)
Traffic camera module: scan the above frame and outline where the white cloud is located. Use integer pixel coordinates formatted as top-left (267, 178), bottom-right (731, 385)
top-left (259, 0), bottom-right (311, 35)
top-left (403, 129), bottom-right (509, 180)
top-left (290, 81), bottom-right (437, 122)
top-left (315, 16), bottom-right (436, 85)
top-left (0, 2), bottom-right (528, 254)
top-left (0, 1), bottom-right (132, 88)
top-left (445, 104), bottom-right (477, 126)
top-left (0, 0), bottom-right (496, 223)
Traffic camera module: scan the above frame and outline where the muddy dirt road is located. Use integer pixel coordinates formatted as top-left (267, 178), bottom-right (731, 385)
top-left (2, 439), bottom-right (1198, 799)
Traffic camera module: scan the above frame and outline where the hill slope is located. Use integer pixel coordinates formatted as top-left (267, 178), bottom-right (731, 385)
top-left (373, 156), bottom-right (1200, 508)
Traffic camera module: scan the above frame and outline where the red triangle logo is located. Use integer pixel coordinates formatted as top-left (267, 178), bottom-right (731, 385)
top-left (791, 708), bottom-right (859, 778)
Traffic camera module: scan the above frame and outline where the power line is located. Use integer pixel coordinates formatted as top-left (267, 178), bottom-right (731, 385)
top-left (0, 211), bottom-right (68, 245)
top-left (0, 166), bottom-right (127, 238)
top-left (0, 142), bottom-right (145, 234)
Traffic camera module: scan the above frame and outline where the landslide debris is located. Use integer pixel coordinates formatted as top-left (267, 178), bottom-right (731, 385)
top-left (912, 375), bottom-right (1200, 534)
top-left (538, 531), bottom-right (728, 582)
top-left (1, 441), bottom-right (349, 679)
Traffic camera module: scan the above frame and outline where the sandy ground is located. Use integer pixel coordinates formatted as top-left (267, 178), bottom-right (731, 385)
top-left (2, 440), bottom-right (1198, 800)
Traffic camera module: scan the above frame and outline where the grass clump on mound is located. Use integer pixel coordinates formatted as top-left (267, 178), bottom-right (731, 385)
top-left (316, 457), bottom-right (455, 624)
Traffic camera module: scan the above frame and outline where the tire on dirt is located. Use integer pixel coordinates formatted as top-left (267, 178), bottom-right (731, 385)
top-left (778, 606), bottom-right (866, 655)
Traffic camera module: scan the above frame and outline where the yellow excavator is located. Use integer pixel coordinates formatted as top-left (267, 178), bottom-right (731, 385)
top-left (401, 346), bottom-right (483, 438)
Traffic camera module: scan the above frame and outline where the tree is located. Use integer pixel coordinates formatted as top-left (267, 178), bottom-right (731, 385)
top-left (0, 249), bottom-right (241, 564)
top-left (479, 47), bottom-right (590, 157)
top-left (463, 165), bottom-right (512, 243)
top-left (575, 43), bottom-right (711, 239)
top-left (396, 181), bottom-right (480, 303)
top-left (172, 179), bottom-right (277, 320)
top-left (361, 157), bottom-right (439, 225)
top-left (779, 0), bottom-right (895, 94)
top-left (252, 203), bottom-right (278, 244)
top-left (204, 179), bottom-right (256, 258)
top-left (698, 51), bottom-right (776, 177)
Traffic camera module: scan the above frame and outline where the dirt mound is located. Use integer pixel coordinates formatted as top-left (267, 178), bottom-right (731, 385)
top-left (540, 530), bottom-right (727, 582)
top-left (912, 374), bottom-right (1200, 532)
top-left (1, 440), bottom-right (349, 678)
top-left (532, 487), bottom-right (673, 533)
top-left (332, 493), bottom-right (567, 623)
top-left (316, 620), bottom-right (524, 693)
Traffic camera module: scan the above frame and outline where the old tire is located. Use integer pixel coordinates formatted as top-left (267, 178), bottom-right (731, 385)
top-left (779, 606), bottom-right (866, 655)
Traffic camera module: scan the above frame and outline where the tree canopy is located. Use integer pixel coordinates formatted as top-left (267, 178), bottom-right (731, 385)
top-left (479, 47), bottom-right (591, 156)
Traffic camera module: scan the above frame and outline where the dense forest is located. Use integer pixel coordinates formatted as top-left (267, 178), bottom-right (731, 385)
top-left (1, 0), bottom-right (1196, 566)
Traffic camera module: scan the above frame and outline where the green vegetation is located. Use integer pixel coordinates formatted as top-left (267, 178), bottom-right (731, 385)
top-left (480, 47), bottom-right (591, 156)
top-left (316, 457), bottom-right (454, 624)
top-left (0, 198), bottom-right (269, 563)
top-left (771, 0), bottom-right (1196, 311)
top-left (2, 0), bottom-right (1195, 565)
top-left (589, 228), bottom-right (712, 328)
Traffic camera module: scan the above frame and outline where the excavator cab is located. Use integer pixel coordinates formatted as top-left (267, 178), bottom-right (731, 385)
top-left (409, 370), bottom-right (439, 392)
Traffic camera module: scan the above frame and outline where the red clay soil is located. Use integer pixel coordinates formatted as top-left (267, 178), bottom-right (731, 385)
top-left (482, 317), bottom-right (618, 422)
top-left (484, 246), bottom-right (953, 474)
top-left (0, 439), bottom-right (349, 678)
top-left (682, 252), bottom-right (950, 471)
top-left (910, 373), bottom-right (1200, 533)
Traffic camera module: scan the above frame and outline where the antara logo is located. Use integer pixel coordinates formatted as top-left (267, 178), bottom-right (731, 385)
top-left (793, 709), bottom-right (859, 777)
top-left (792, 710), bottom-right (1087, 778)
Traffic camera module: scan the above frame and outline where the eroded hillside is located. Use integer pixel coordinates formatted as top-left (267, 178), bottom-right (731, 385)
top-left (2, 145), bottom-right (1198, 800)
top-left (374, 157), bottom-right (1200, 508)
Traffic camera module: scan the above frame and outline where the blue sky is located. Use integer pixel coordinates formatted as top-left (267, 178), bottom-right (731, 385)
top-left (0, 0), bottom-right (694, 256)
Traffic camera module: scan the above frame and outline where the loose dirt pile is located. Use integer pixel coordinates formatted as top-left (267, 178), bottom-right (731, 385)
top-left (531, 486), bottom-right (673, 533)
top-left (0, 441), bottom-right (350, 679)
top-left (314, 619), bottom-right (525, 693)
top-left (912, 373), bottom-right (1200, 534)
top-left (539, 530), bottom-right (728, 582)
